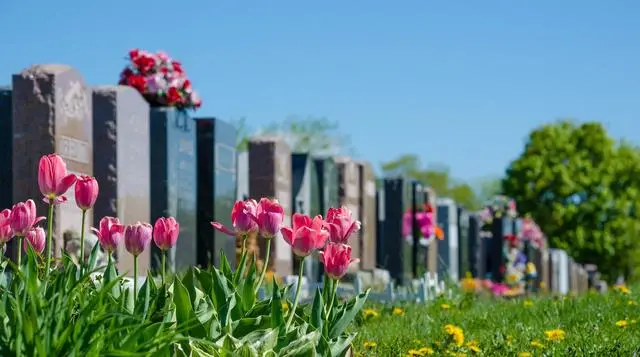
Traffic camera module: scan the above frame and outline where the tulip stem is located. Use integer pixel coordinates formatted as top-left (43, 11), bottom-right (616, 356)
top-left (108, 252), bottom-right (112, 267)
top-left (44, 202), bottom-right (54, 281)
top-left (80, 210), bottom-right (86, 275)
top-left (16, 237), bottom-right (23, 268)
top-left (326, 279), bottom-right (339, 320)
top-left (133, 255), bottom-right (138, 303)
top-left (286, 258), bottom-right (305, 330)
top-left (255, 238), bottom-right (272, 294)
top-left (161, 250), bottom-right (166, 286)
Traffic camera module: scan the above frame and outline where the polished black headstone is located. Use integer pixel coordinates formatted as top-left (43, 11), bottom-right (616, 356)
top-left (457, 206), bottom-right (470, 276)
top-left (375, 184), bottom-right (385, 268)
top-left (489, 217), bottom-right (509, 282)
top-left (381, 177), bottom-right (412, 285)
top-left (0, 87), bottom-right (12, 211)
top-left (468, 214), bottom-right (481, 277)
top-left (150, 108), bottom-right (198, 272)
top-left (196, 117), bottom-right (236, 268)
top-left (313, 157), bottom-right (339, 215)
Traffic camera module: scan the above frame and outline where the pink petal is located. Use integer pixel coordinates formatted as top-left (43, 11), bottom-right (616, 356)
top-left (55, 174), bottom-right (77, 195)
top-left (34, 216), bottom-right (46, 225)
top-left (210, 222), bottom-right (235, 236)
top-left (280, 226), bottom-right (293, 245)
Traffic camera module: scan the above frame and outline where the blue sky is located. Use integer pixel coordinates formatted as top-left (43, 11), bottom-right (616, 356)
top-left (1, 1), bottom-right (639, 183)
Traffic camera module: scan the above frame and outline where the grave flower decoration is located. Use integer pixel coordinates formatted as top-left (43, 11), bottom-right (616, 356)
top-left (402, 204), bottom-right (443, 246)
top-left (520, 217), bottom-right (546, 249)
top-left (119, 48), bottom-right (202, 110)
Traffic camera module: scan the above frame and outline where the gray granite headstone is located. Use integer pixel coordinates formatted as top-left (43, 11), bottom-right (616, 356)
top-left (335, 157), bottom-right (361, 271)
top-left (92, 85), bottom-right (150, 275)
top-left (357, 161), bottom-right (377, 271)
top-left (12, 64), bottom-right (93, 259)
top-left (0, 87), bottom-right (12, 212)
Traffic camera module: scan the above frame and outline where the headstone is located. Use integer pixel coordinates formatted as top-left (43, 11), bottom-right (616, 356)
top-left (381, 177), bottom-right (412, 284)
top-left (425, 188), bottom-right (439, 275)
top-left (92, 86), bottom-right (150, 275)
top-left (236, 152), bottom-right (249, 201)
top-left (0, 87), bottom-right (12, 212)
top-left (149, 108), bottom-right (197, 272)
top-left (357, 161), bottom-right (377, 271)
top-left (249, 137), bottom-right (292, 276)
top-left (467, 214), bottom-right (481, 277)
top-left (291, 153), bottom-right (320, 280)
top-left (375, 184), bottom-right (385, 269)
top-left (540, 247), bottom-right (550, 291)
top-left (335, 157), bottom-right (361, 271)
top-left (457, 206), bottom-right (470, 277)
top-left (410, 182), bottom-right (427, 278)
top-left (437, 198), bottom-right (459, 281)
top-left (487, 217), bottom-right (509, 282)
top-left (312, 157), bottom-right (339, 215)
top-left (550, 249), bottom-right (569, 294)
top-left (12, 65), bottom-right (93, 259)
top-left (196, 117), bottom-right (237, 268)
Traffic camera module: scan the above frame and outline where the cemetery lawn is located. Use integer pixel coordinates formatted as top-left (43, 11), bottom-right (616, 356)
top-left (353, 289), bottom-right (640, 356)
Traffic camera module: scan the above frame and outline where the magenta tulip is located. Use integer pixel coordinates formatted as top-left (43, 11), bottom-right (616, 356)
top-left (319, 242), bottom-right (359, 280)
top-left (0, 209), bottom-right (13, 244)
top-left (75, 175), bottom-right (99, 210)
top-left (324, 206), bottom-right (360, 244)
top-left (124, 222), bottom-right (152, 256)
top-left (256, 198), bottom-right (284, 238)
top-left (281, 213), bottom-right (329, 257)
top-left (23, 227), bottom-right (46, 254)
top-left (153, 216), bottom-right (180, 250)
top-left (211, 199), bottom-right (259, 236)
top-left (91, 216), bottom-right (124, 254)
top-left (37, 154), bottom-right (77, 204)
top-left (10, 200), bottom-right (45, 237)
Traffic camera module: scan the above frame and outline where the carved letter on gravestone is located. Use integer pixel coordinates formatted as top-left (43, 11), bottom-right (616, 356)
top-left (93, 85), bottom-right (150, 275)
top-left (12, 65), bottom-right (93, 259)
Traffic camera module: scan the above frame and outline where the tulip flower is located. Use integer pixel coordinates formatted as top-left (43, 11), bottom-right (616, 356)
top-left (319, 242), bottom-right (359, 280)
top-left (253, 198), bottom-right (285, 293)
top-left (324, 206), bottom-right (361, 244)
top-left (37, 154), bottom-right (77, 205)
top-left (91, 216), bottom-right (124, 261)
top-left (24, 227), bottom-right (46, 255)
top-left (75, 175), bottom-right (99, 273)
top-left (281, 213), bottom-right (329, 258)
top-left (0, 209), bottom-right (13, 245)
top-left (125, 222), bottom-right (152, 302)
top-left (211, 199), bottom-right (259, 237)
top-left (153, 216), bottom-right (180, 285)
top-left (10, 200), bottom-right (45, 267)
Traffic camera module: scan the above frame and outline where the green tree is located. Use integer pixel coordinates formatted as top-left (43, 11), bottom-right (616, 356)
top-left (380, 155), bottom-right (481, 210)
top-left (502, 120), bottom-right (640, 281)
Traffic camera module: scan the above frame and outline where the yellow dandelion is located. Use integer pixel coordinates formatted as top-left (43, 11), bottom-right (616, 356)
top-left (530, 340), bottom-right (545, 349)
top-left (616, 320), bottom-right (628, 328)
top-left (544, 329), bottom-right (566, 342)
top-left (363, 341), bottom-right (377, 349)
top-left (407, 349), bottom-right (425, 356)
top-left (614, 285), bottom-right (631, 294)
top-left (523, 300), bottom-right (534, 308)
top-left (393, 307), bottom-right (405, 316)
top-left (441, 303), bottom-right (451, 310)
top-left (461, 274), bottom-right (476, 293)
top-left (418, 347), bottom-right (434, 355)
top-left (628, 300), bottom-right (638, 306)
top-left (518, 353), bottom-right (533, 357)
top-left (466, 339), bottom-right (481, 353)
top-left (444, 324), bottom-right (465, 346)
top-left (363, 308), bottom-right (379, 319)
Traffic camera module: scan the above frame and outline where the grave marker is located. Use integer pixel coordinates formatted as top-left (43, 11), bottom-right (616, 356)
top-left (437, 198), bottom-right (459, 281)
top-left (335, 157), bottom-right (361, 271)
top-left (11, 64), bottom-right (93, 259)
top-left (357, 161), bottom-right (377, 271)
top-left (457, 206), bottom-right (470, 277)
top-left (0, 87), bottom-right (12, 212)
top-left (92, 85), bottom-right (151, 275)
top-left (381, 177), bottom-right (412, 285)
top-left (249, 137), bottom-right (292, 276)
top-left (292, 153), bottom-right (320, 279)
top-left (313, 157), bottom-right (339, 215)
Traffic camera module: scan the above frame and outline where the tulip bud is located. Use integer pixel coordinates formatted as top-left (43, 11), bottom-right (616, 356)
top-left (124, 222), bottom-right (152, 256)
top-left (153, 216), bottom-right (180, 251)
top-left (211, 199), bottom-right (258, 236)
top-left (37, 154), bottom-right (77, 204)
top-left (10, 200), bottom-right (45, 237)
top-left (256, 198), bottom-right (284, 238)
top-left (324, 206), bottom-right (361, 244)
top-left (24, 227), bottom-right (46, 254)
top-left (319, 242), bottom-right (359, 280)
top-left (0, 209), bottom-right (13, 244)
top-left (75, 175), bottom-right (99, 211)
top-left (91, 216), bottom-right (124, 254)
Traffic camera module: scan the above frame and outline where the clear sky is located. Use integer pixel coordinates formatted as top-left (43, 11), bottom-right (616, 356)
top-left (1, 1), bottom-right (639, 183)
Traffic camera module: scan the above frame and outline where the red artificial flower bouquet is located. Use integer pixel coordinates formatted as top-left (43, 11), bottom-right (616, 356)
top-left (119, 49), bottom-right (202, 110)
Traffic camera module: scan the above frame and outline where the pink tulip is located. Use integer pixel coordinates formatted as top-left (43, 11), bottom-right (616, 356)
top-left (124, 222), bottom-right (152, 256)
top-left (324, 206), bottom-right (361, 244)
top-left (10, 200), bottom-right (45, 237)
top-left (91, 216), bottom-right (124, 254)
top-left (281, 213), bottom-right (329, 257)
top-left (319, 242), bottom-right (359, 280)
top-left (153, 216), bottom-right (180, 250)
top-left (75, 175), bottom-right (99, 210)
top-left (211, 199), bottom-right (258, 236)
top-left (38, 154), bottom-right (77, 204)
top-left (255, 198), bottom-right (284, 238)
top-left (0, 209), bottom-right (13, 244)
top-left (23, 227), bottom-right (46, 254)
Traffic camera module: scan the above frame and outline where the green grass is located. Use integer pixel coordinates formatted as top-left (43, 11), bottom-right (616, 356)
top-left (352, 289), bottom-right (640, 356)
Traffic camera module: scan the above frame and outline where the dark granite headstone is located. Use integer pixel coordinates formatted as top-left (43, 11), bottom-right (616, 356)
top-left (410, 182), bottom-right (428, 277)
top-left (425, 187), bottom-right (439, 274)
top-left (381, 177), bottom-right (412, 285)
top-left (291, 153), bottom-right (320, 280)
top-left (457, 206), bottom-right (470, 277)
top-left (249, 137), bottom-right (292, 276)
top-left (0, 87), bottom-right (12, 212)
top-left (92, 85), bottom-right (151, 276)
top-left (195, 117), bottom-right (237, 268)
top-left (313, 157), bottom-right (339, 215)
top-left (437, 198), bottom-right (459, 281)
top-left (12, 64), bottom-right (93, 259)
top-left (149, 107), bottom-right (197, 272)
top-left (489, 217), bottom-right (508, 282)
top-left (468, 214), bottom-right (481, 277)
top-left (358, 161), bottom-right (377, 271)
top-left (335, 157), bottom-right (362, 271)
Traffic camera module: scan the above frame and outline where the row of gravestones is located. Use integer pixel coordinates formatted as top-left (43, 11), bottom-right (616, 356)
top-left (0, 64), bottom-right (239, 276)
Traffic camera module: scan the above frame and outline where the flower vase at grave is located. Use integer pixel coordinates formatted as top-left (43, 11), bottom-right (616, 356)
top-left (149, 107), bottom-right (197, 275)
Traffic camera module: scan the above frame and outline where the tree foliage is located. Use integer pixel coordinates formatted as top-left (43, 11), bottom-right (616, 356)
top-left (502, 120), bottom-right (640, 281)
top-left (381, 154), bottom-right (481, 210)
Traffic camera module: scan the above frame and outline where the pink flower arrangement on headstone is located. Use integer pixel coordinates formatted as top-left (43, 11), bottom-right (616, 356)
top-left (520, 217), bottom-right (546, 249)
top-left (119, 49), bottom-right (202, 110)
